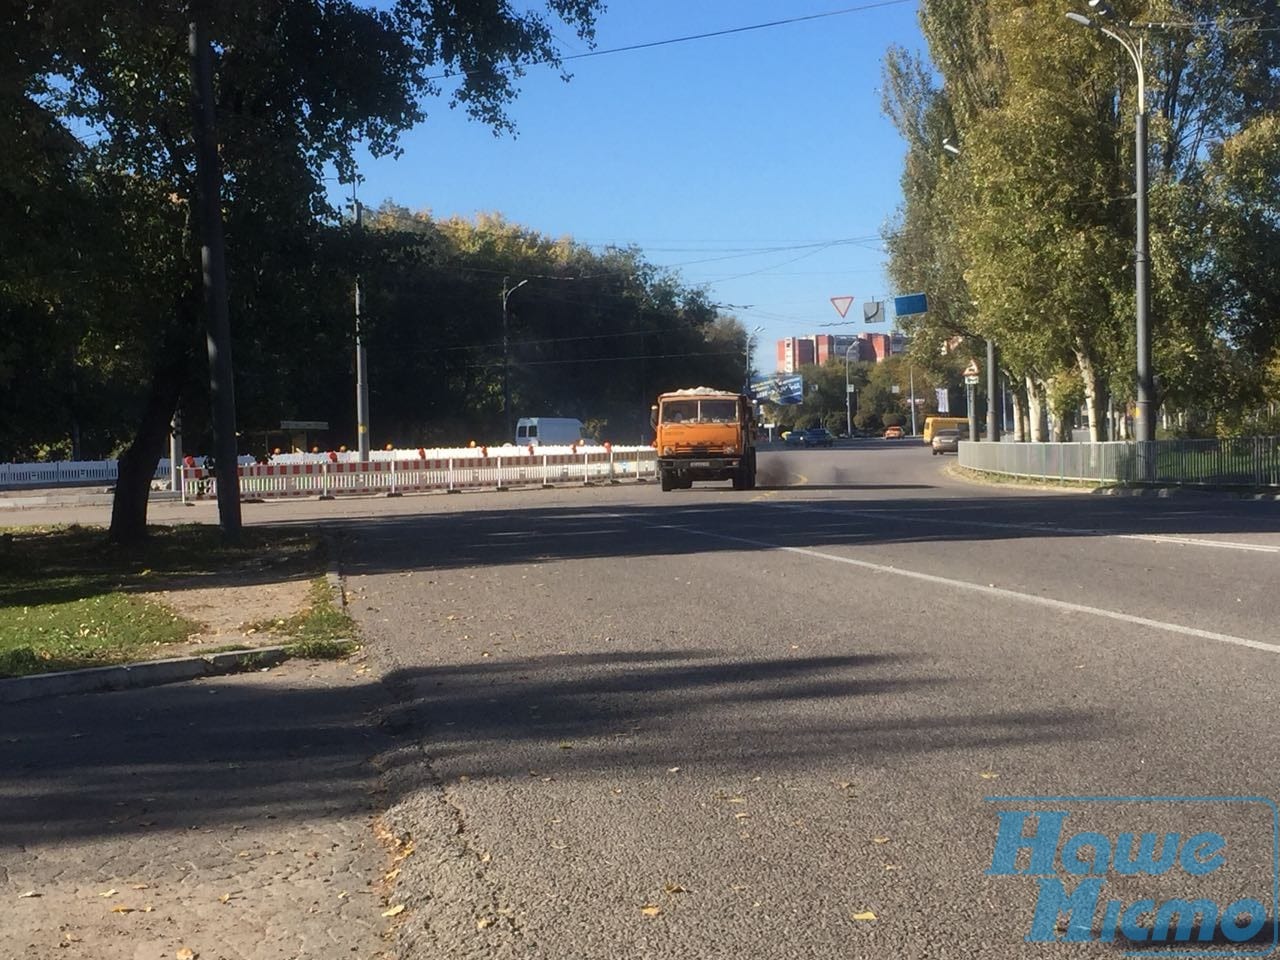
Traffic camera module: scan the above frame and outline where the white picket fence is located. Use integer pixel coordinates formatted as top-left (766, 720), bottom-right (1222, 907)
top-left (181, 445), bottom-right (656, 502)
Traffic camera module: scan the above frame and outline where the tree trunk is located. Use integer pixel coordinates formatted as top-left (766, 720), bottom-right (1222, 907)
top-left (1075, 347), bottom-right (1108, 442)
top-left (108, 350), bottom-right (189, 544)
top-left (1025, 375), bottom-right (1047, 442)
top-left (1010, 387), bottom-right (1025, 442)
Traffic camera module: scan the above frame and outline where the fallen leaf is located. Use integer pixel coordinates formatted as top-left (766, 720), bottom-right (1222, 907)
top-left (337, 891), bottom-right (349, 899)
top-left (18, 890), bottom-right (39, 898)
top-left (664, 883), bottom-right (688, 894)
top-left (884, 864), bottom-right (900, 871)
top-left (871, 837), bottom-right (890, 844)
top-left (640, 904), bottom-right (662, 917)
top-left (382, 904), bottom-right (406, 918)
top-left (129, 883), bottom-right (150, 890)
top-left (111, 905), bottom-right (134, 914)
top-left (99, 889), bottom-right (118, 897)
top-left (727, 797), bottom-right (747, 804)
top-left (733, 813), bottom-right (750, 820)
top-left (383, 868), bottom-right (401, 882)
top-left (667, 767), bottom-right (680, 774)
top-left (176, 948), bottom-right (196, 960)
top-left (142, 905), bottom-right (153, 913)
top-left (476, 916), bottom-right (495, 930)
top-left (852, 910), bottom-right (877, 922)
top-left (558, 742), bottom-right (573, 750)
top-left (979, 771), bottom-right (1000, 780)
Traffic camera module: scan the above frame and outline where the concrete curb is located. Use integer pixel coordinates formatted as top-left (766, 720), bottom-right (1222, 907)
top-left (0, 646), bottom-right (291, 705)
top-left (1091, 485), bottom-right (1280, 501)
top-left (948, 464), bottom-right (1280, 502)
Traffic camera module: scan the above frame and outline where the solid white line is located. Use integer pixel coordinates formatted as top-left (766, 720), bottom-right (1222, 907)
top-left (771, 502), bottom-right (1280, 555)
top-left (653, 523), bottom-right (1280, 657)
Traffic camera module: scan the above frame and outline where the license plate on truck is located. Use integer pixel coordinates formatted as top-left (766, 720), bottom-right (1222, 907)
top-left (690, 460), bottom-right (711, 468)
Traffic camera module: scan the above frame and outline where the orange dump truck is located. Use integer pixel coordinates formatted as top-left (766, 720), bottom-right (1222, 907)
top-left (650, 387), bottom-right (758, 491)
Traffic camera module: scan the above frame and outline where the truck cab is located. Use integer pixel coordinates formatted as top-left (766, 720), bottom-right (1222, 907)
top-left (651, 388), bottom-right (757, 491)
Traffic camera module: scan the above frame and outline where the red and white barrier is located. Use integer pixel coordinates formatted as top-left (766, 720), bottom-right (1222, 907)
top-left (182, 446), bottom-right (656, 502)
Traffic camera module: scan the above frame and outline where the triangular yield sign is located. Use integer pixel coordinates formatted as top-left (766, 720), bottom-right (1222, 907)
top-left (830, 295), bottom-right (854, 318)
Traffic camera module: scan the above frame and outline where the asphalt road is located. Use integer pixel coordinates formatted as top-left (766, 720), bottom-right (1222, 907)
top-left (9, 442), bottom-right (1280, 958)
top-left (326, 442), bottom-right (1280, 959)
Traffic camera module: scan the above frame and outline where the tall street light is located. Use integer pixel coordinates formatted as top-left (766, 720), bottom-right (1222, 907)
top-left (1068, 2), bottom-right (1153, 442)
top-left (501, 277), bottom-right (530, 440)
top-left (744, 325), bottom-right (764, 394)
top-left (352, 183), bottom-right (371, 460)
top-left (845, 341), bottom-right (859, 436)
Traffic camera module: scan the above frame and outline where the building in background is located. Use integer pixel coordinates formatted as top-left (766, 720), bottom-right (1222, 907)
top-left (775, 333), bottom-right (901, 372)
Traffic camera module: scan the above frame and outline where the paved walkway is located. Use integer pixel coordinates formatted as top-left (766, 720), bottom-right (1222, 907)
top-left (1, 656), bottom-right (399, 960)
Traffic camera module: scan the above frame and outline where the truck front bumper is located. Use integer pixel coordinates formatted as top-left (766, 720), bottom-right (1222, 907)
top-left (658, 457), bottom-right (741, 480)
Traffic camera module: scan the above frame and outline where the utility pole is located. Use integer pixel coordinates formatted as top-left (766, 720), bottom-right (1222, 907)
top-left (190, 18), bottom-right (241, 542)
top-left (986, 339), bottom-right (1000, 442)
top-left (353, 184), bottom-right (370, 460)
top-left (501, 277), bottom-right (529, 440)
top-left (909, 366), bottom-right (918, 437)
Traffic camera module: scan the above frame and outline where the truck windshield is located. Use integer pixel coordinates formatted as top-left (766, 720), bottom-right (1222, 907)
top-left (661, 399), bottom-right (737, 424)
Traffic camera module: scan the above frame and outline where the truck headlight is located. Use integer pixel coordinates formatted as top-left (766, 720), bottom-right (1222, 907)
top-left (724, 443), bottom-right (738, 454)
top-left (662, 446), bottom-right (673, 456)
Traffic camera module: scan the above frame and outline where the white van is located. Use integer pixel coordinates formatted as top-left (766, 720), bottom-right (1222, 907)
top-left (515, 417), bottom-right (591, 447)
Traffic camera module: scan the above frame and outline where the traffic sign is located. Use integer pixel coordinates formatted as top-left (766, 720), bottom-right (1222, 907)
top-left (894, 292), bottom-right (928, 316)
top-left (965, 374), bottom-right (980, 386)
top-left (830, 295), bottom-right (854, 318)
top-left (962, 359), bottom-right (980, 377)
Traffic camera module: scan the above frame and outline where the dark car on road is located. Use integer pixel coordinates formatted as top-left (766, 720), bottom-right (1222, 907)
top-left (802, 427), bottom-right (835, 448)
top-left (783, 430), bottom-right (805, 447)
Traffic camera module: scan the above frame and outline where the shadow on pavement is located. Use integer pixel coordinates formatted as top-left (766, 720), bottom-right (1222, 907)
top-left (0, 646), bottom-right (1110, 847)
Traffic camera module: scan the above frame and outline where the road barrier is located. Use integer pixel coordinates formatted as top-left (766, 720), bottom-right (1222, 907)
top-left (958, 437), bottom-right (1280, 488)
top-left (181, 446), bottom-right (656, 502)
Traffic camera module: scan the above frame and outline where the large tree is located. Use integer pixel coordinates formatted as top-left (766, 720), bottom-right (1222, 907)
top-left (11, 0), bottom-right (603, 542)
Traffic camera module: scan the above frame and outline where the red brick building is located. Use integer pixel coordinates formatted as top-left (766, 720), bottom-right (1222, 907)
top-left (775, 333), bottom-right (902, 372)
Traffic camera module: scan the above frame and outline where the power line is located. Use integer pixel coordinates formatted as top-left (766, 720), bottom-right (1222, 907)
top-left (426, 1), bottom-right (915, 81)
top-left (468, 348), bottom-right (742, 369)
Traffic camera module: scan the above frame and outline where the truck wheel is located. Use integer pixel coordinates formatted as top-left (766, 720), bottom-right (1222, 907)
top-left (747, 458), bottom-right (757, 490)
top-left (660, 470), bottom-right (673, 492)
top-left (732, 470), bottom-right (746, 490)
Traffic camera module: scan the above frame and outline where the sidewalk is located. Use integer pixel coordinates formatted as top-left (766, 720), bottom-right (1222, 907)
top-left (0, 654), bottom-right (399, 960)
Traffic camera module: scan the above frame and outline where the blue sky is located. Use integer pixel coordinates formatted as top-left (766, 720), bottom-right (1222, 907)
top-left (347, 1), bottom-right (926, 364)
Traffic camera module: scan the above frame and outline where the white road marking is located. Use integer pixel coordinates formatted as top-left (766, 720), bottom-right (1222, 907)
top-left (769, 503), bottom-right (1280, 555)
top-left (648, 523), bottom-right (1280, 657)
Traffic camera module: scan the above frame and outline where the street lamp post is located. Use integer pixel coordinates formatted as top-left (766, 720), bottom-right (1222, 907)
top-left (353, 188), bottom-right (370, 460)
top-left (501, 277), bottom-right (530, 440)
top-left (845, 342), bottom-right (858, 436)
top-left (744, 325), bottom-right (764, 394)
top-left (1067, 2), bottom-right (1153, 443)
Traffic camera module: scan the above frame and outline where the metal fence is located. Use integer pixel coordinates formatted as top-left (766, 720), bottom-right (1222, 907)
top-left (958, 437), bottom-right (1280, 488)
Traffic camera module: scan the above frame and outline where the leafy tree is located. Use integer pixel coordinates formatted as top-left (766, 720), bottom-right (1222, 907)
top-left (14, 0), bottom-right (603, 542)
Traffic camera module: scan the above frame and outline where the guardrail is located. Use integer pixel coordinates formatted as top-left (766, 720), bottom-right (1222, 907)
top-left (182, 446), bottom-right (657, 502)
top-left (958, 437), bottom-right (1280, 488)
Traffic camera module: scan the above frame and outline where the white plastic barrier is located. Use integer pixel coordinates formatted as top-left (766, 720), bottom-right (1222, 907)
top-left (182, 446), bottom-right (656, 502)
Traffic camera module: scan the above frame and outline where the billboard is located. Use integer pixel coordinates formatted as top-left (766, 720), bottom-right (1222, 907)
top-left (751, 374), bottom-right (804, 406)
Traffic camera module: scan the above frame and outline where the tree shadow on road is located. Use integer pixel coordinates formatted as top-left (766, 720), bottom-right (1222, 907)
top-left (0, 646), bottom-right (1110, 848)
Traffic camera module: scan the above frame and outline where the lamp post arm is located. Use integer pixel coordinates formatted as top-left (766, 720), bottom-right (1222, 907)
top-left (1099, 26), bottom-right (1144, 110)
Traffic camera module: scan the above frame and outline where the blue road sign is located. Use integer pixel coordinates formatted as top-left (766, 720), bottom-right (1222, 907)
top-left (894, 292), bottom-right (929, 316)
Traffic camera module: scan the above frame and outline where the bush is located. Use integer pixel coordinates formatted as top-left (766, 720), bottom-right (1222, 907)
top-left (854, 410), bottom-right (882, 432)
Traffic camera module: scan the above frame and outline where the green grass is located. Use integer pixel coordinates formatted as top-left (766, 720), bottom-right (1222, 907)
top-left (0, 523), bottom-right (324, 678)
top-left (251, 578), bottom-right (360, 657)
